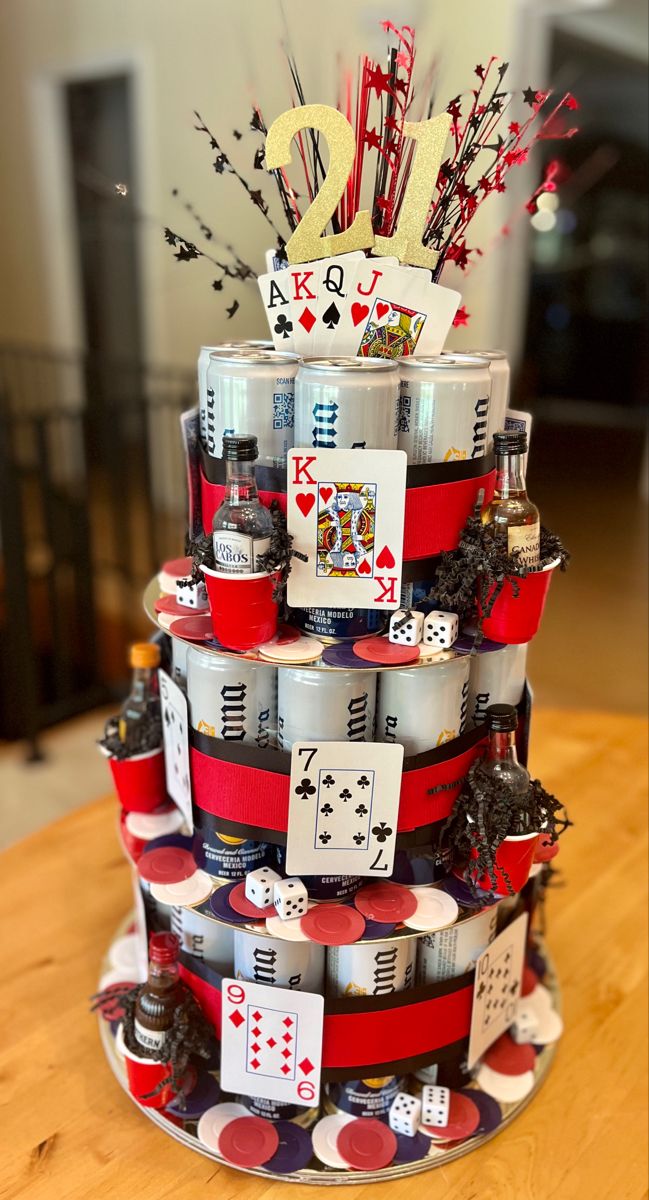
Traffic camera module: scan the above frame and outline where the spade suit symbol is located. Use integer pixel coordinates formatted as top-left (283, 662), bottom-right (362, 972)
top-left (322, 302), bottom-right (341, 331)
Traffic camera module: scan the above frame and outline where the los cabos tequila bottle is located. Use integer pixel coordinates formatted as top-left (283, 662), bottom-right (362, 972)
top-left (483, 430), bottom-right (540, 567)
top-left (211, 435), bottom-right (273, 574)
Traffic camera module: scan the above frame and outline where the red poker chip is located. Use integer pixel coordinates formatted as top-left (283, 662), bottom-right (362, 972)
top-left (300, 903), bottom-right (366, 946)
top-left (354, 882), bottom-right (417, 924)
top-left (352, 637), bottom-right (420, 666)
top-left (155, 594), bottom-right (207, 618)
top-left (138, 847), bottom-right (197, 885)
top-left (228, 880), bottom-right (274, 919)
top-left (521, 965), bottom-right (540, 997)
top-left (483, 1032), bottom-right (537, 1076)
top-left (161, 556), bottom-right (192, 578)
top-left (336, 1117), bottom-right (397, 1171)
top-left (218, 1116), bottom-right (280, 1168)
top-left (169, 614), bottom-right (215, 642)
top-left (424, 1090), bottom-right (481, 1141)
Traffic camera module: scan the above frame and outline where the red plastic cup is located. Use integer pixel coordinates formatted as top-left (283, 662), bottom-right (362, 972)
top-left (472, 831), bottom-right (539, 895)
top-left (108, 748), bottom-right (168, 813)
top-left (480, 558), bottom-right (560, 645)
top-left (201, 565), bottom-right (279, 651)
top-left (116, 1024), bottom-right (175, 1109)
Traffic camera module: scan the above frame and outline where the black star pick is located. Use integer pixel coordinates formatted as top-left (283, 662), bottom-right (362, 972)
top-left (226, 299), bottom-right (240, 319)
top-left (523, 86), bottom-right (539, 107)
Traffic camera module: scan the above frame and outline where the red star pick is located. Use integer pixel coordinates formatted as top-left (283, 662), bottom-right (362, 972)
top-left (453, 305), bottom-right (470, 327)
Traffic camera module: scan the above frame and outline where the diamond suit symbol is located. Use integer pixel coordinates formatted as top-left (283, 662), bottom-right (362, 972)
top-left (250, 1057), bottom-right (260, 1070)
top-left (298, 307), bottom-right (316, 332)
top-left (229, 1009), bottom-right (245, 1028)
top-left (299, 1057), bottom-right (314, 1075)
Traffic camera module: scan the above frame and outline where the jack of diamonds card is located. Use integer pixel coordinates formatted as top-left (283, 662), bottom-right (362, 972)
top-left (467, 912), bottom-right (528, 1069)
top-left (286, 742), bottom-right (404, 877)
top-left (287, 448), bottom-right (406, 610)
top-left (220, 978), bottom-right (324, 1106)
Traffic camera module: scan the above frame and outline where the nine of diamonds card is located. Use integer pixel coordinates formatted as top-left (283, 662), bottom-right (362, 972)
top-left (287, 448), bottom-right (407, 610)
top-left (220, 978), bottom-right (324, 1106)
top-left (286, 741), bottom-right (404, 877)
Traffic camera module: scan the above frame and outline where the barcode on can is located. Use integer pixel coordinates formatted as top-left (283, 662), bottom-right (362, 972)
top-left (273, 391), bottom-right (294, 430)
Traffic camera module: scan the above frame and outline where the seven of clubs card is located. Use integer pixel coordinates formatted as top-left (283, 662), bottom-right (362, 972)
top-left (287, 448), bottom-right (407, 609)
top-left (220, 978), bottom-right (324, 1106)
top-left (287, 742), bottom-right (404, 877)
top-left (158, 669), bottom-right (193, 832)
top-left (468, 912), bottom-right (529, 1068)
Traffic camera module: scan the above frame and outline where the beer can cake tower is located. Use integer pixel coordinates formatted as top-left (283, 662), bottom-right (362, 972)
top-left (96, 25), bottom-right (575, 1181)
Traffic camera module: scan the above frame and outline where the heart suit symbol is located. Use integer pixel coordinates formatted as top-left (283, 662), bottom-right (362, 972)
top-left (319, 486), bottom-right (333, 504)
top-left (376, 545), bottom-right (395, 569)
top-left (296, 492), bottom-right (316, 518)
top-left (376, 302), bottom-right (390, 320)
top-left (357, 558), bottom-right (372, 575)
top-left (351, 302), bottom-right (370, 326)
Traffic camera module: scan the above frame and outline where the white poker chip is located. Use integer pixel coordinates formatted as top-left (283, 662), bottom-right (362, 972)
top-left (513, 986), bottom-right (564, 1045)
top-left (150, 870), bottom-right (213, 908)
top-left (158, 556), bottom-right (193, 594)
top-left (197, 1103), bottom-right (251, 1152)
top-left (311, 1114), bottom-right (355, 1168)
top-left (475, 1064), bottom-right (535, 1104)
top-left (108, 934), bottom-right (141, 976)
top-left (156, 611), bottom-right (175, 632)
top-left (416, 647), bottom-right (455, 664)
top-left (403, 887), bottom-right (459, 932)
top-left (125, 808), bottom-right (185, 840)
top-left (258, 635), bottom-right (324, 664)
top-left (265, 902), bottom-right (317, 941)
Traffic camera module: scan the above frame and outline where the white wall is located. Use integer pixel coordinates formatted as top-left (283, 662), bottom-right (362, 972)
top-left (0, 0), bottom-right (558, 371)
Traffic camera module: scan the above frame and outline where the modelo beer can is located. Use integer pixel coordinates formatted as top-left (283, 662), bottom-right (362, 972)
top-left (234, 930), bottom-right (325, 992)
top-left (324, 1076), bottom-right (405, 1121)
top-left (399, 355), bottom-right (491, 463)
top-left (274, 845), bottom-right (362, 901)
top-left (463, 348), bottom-right (510, 452)
top-left (376, 656), bottom-right (471, 755)
top-left (197, 342), bottom-right (272, 446)
top-left (205, 349), bottom-right (298, 465)
top-left (237, 1092), bottom-right (319, 1128)
top-left (170, 903), bottom-right (234, 975)
top-left (326, 938), bottom-right (416, 997)
top-left (294, 357), bottom-right (399, 450)
top-left (291, 606), bottom-right (385, 643)
top-left (192, 824), bottom-right (274, 881)
top-left (186, 646), bottom-right (276, 748)
top-left (467, 642), bottom-right (528, 729)
top-left (277, 667), bottom-right (376, 750)
top-left (416, 905), bottom-right (498, 984)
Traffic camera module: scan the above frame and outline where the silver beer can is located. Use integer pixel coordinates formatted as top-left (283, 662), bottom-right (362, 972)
top-left (399, 355), bottom-right (491, 463)
top-left (234, 930), bottom-right (325, 992)
top-left (294, 357), bottom-right (399, 450)
top-left (170, 634), bottom-right (189, 689)
top-left (187, 646), bottom-right (276, 747)
top-left (463, 348), bottom-right (510, 452)
top-left (170, 903), bottom-right (234, 975)
top-left (467, 643), bottom-right (528, 729)
top-left (416, 905), bottom-right (498, 984)
top-left (277, 667), bottom-right (376, 750)
top-left (326, 938), bottom-right (416, 997)
top-left (205, 349), bottom-right (298, 464)
top-left (376, 656), bottom-right (471, 755)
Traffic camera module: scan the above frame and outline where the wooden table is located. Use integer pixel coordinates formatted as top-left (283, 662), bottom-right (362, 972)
top-left (1, 708), bottom-right (647, 1200)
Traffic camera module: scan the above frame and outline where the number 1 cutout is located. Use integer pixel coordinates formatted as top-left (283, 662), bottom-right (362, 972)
top-left (374, 113), bottom-right (452, 270)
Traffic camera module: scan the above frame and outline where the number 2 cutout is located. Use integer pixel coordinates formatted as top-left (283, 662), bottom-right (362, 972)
top-left (264, 103), bottom-right (451, 268)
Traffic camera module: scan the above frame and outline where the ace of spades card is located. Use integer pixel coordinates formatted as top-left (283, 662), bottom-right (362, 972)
top-left (287, 449), bottom-right (407, 610)
top-left (220, 978), bottom-right (324, 1106)
top-left (158, 669), bottom-right (193, 833)
top-left (286, 742), bottom-right (404, 877)
top-left (468, 912), bottom-right (528, 1069)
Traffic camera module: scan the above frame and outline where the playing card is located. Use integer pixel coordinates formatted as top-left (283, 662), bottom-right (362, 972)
top-left (333, 264), bottom-right (460, 358)
top-left (220, 978), bottom-right (323, 1106)
top-left (284, 261), bottom-right (321, 357)
top-left (286, 741), bottom-right (404, 877)
top-left (158, 669), bottom-right (193, 833)
top-left (331, 257), bottom-right (399, 355)
top-left (505, 408), bottom-right (533, 476)
top-left (311, 251), bottom-right (365, 356)
top-left (265, 247), bottom-right (289, 273)
top-left (287, 448), bottom-right (407, 610)
top-left (468, 912), bottom-right (528, 1068)
top-left (257, 269), bottom-right (294, 350)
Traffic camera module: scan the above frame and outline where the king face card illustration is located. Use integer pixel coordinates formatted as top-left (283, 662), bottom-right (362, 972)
top-left (287, 448), bottom-right (407, 610)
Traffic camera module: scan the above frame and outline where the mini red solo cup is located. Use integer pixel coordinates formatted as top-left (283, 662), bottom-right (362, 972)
top-left (480, 558), bottom-right (560, 645)
top-left (115, 1024), bottom-right (175, 1109)
top-left (471, 831), bottom-right (539, 895)
top-left (108, 747), bottom-right (168, 813)
top-left (201, 565), bottom-right (279, 651)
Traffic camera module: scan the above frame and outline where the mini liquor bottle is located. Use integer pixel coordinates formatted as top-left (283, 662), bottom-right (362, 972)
top-left (482, 704), bottom-right (532, 831)
top-left (211, 435), bottom-right (273, 574)
top-left (483, 430), bottom-right (540, 567)
top-left (134, 931), bottom-right (184, 1053)
top-left (118, 642), bottom-right (161, 747)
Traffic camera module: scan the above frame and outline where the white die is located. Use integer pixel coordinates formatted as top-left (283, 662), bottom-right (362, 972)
top-left (273, 877), bottom-right (308, 920)
top-left (389, 609), bottom-right (424, 646)
top-left (511, 1002), bottom-right (540, 1044)
top-left (421, 1084), bottom-right (450, 1128)
top-left (176, 577), bottom-right (208, 610)
top-left (244, 866), bottom-right (281, 909)
top-left (423, 610), bottom-right (459, 649)
top-left (389, 1092), bottom-right (422, 1137)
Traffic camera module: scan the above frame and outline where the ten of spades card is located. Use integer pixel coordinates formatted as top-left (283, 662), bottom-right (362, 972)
top-left (158, 669), bottom-right (193, 833)
top-left (468, 911), bottom-right (528, 1068)
top-left (220, 977), bottom-right (324, 1106)
top-left (287, 448), bottom-right (406, 609)
top-left (286, 741), bottom-right (404, 877)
